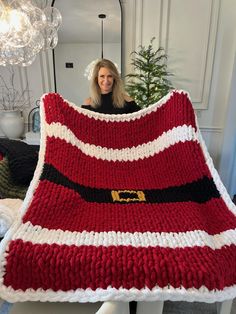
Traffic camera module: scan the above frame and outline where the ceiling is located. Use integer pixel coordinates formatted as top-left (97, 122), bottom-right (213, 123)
top-left (54, 0), bottom-right (121, 44)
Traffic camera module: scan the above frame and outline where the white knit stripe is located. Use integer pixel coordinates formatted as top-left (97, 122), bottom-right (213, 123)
top-left (12, 222), bottom-right (236, 250)
top-left (0, 283), bottom-right (235, 303)
top-left (45, 123), bottom-right (198, 162)
top-left (65, 89), bottom-right (190, 122)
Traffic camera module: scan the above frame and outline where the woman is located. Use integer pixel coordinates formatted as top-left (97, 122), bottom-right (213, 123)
top-left (82, 59), bottom-right (140, 114)
top-left (83, 59), bottom-right (139, 314)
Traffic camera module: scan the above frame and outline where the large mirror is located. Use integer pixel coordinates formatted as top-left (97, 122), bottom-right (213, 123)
top-left (53, 0), bottom-right (122, 106)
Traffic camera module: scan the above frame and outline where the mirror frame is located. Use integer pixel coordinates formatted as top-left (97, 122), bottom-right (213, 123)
top-left (51, 0), bottom-right (123, 93)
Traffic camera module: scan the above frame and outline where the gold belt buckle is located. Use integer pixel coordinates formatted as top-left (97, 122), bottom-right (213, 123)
top-left (111, 190), bottom-right (146, 202)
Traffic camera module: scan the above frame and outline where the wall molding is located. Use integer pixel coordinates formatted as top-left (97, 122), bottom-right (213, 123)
top-left (130, 0), bottom-right (220, 110)
top-left (168, 0), bottom-right (220, 110)
top-left (135, 0), bottom-right (143, 47)
top-left (161, 0), bottom-right (170, 51)
top-left (200, 126), bottom-right (223, 133)
top-left (197, 0), bottom-right (220, 110)
top-left (39, 50), bottom-right (54, 93)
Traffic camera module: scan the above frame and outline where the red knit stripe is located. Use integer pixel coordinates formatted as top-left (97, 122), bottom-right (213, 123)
top-left (4, 240), bottom-right (236, 292)
top-left (44, 138), bottom-right (211, 189)
top-left (43, 92), bottom-right (196, 149)
top-left (0, 153), bottom-right (3, 161)
top-left (23, 181), bottom-right (236, 234)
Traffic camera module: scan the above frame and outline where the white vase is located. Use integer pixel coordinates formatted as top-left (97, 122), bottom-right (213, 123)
top-left (0, 110), bottom-right (24, 139)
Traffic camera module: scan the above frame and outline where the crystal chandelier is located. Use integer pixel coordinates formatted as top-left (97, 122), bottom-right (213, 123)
top-left (0, 0), bottom-right (62, 66)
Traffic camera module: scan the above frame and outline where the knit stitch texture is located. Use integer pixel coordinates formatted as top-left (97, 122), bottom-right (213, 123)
top-left (0, 90), bottom-right (235, 303)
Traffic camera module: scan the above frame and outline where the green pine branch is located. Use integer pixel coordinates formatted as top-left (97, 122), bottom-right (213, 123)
top-left (125, 37), bottom-right (174, 108)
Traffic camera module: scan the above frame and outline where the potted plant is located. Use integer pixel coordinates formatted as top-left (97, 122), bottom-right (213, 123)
top-left (0, 66), bottom-right (32, 139)
top-left (125, 37), bottom-right (173, 108)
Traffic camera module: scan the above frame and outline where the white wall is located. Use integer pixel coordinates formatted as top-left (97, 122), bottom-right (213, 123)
top-left (122, 0), bottom-right (236, 176)
top-left (54, 43), bottom-right (121, 105)
top-left (219, 53), bottom-right (236, 197)
top-left (198, 0), bottom-right (236, 171)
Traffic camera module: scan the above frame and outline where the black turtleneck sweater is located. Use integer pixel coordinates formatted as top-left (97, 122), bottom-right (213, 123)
top-left (81, 92), bottom-right (140, 114)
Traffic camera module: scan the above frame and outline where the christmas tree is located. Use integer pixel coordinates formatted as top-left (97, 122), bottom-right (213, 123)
top-left (126, 38), bottom-right (173, 108)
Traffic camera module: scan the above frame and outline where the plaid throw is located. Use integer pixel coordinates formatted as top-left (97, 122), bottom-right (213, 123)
top-left (0, 90), bottom-right (235, 303)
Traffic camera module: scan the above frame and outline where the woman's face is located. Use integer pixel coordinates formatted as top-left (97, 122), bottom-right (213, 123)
top-left (97, 67), bottom-right (114, 94)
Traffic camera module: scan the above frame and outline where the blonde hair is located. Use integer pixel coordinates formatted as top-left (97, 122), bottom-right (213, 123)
top-left (90, 59), bottom-right (126, 108)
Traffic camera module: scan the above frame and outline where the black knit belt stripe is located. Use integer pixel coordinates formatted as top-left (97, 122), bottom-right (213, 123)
top-left (40, 163), bottom-right (220, 204)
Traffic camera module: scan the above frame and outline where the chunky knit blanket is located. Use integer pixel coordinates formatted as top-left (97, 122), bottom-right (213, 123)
top-left (0, 90), bottom-right (236, 303)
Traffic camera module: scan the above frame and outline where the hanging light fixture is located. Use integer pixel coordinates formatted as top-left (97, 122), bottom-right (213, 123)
top-left (98, 13), bottom-right (106, 59)
top-left (0, 0), bottom-right (62, 67)
top-left (84, 13), bottom-right (120, 80)
top-left (84, 13), bottom-right (106, 80)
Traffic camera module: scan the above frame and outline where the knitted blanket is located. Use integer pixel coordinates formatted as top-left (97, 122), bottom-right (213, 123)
top-left (0, 90), bottom-right (236, 303)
